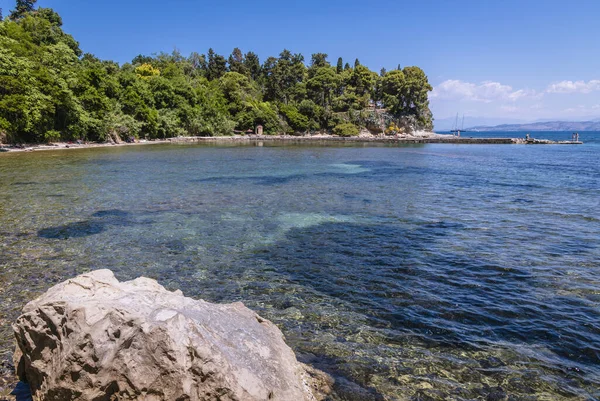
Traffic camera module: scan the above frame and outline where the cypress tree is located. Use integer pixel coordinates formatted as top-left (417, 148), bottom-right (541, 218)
top-left (10, 0), bottom-right (37, 20)
top-left (336, 57), bottom-right (343, 74)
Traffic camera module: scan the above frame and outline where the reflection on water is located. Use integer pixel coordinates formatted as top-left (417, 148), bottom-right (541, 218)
top-left (0, 139), bottom-right (599, 400)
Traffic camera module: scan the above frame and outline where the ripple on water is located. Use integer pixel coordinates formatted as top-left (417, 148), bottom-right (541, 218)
top-left (329, 163), bottom-right (372, 174)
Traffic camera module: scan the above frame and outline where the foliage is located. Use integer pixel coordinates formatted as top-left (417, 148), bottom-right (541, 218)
top-left (385, 122), bottom-right (404, 134)
top-left (43, 129), bottom-right (61, 142)
top-left (279, 103), bottom-right (309, 132)
top-left (381, 67), bottom-right (433, 130)
top-left (9, 0), bottom-right (36, 20)
top-left (135, 63), bottom-right (160, 79)
top-left (0, 1), bottom-right (434, 143)
top-left (106, 107), bottom-right (142, 140)
top-left (333, 122), bottom-right (359, 137)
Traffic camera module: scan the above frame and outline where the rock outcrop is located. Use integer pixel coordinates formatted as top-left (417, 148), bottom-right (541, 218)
top-left (13, 270), bottom-right (332, 401)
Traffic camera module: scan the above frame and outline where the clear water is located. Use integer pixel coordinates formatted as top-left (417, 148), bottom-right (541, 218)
top-left (1, 133), bottom-right (599, 400)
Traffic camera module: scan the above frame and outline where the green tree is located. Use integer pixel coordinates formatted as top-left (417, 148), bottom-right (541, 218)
top-left (351, 65), bottom-right (377, 97)
top-left (0, 43), bottom-right (52, 142)
top-left (0, 6), bottom-right (435, 140)
top-left (9, 0), bottom-right (36, 20)
top-left (381, 70), bottom-right (404, 113)
top-left (189, 79), bottom-right (235, 136)
top-left (263, 50), bottom-right (306, 104)
top-left (36, 8), bottom-right (62, 26)
top-left (187, 52), bottom-right (207, 77)
top-left (228, 47), bottom-right (248, 76)
top-left (336, 57), bottom-right (343, 74)
top-left (235, 100), bottom-right (280, 134)
top-left (401, 66), bottom-right (433, 129)
top-left (207, 48), bottom-right (227, 80)
top-left (279, 103), bottom-right (309, 132)
top-left (243, 51), bottom-right (261, 81)
top-left (310, 53), bottom-right (329, 69)
top-left (219, 72), bottom-right (260, 116)
top-left (132, 54), bottom-right (154, 66)
top-left (306, 67), bottom-right (341, 108)
top-left (382, 67), bottom-right (433, 130)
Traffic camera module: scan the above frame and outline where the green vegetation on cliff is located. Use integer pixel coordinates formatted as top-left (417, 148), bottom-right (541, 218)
top-left (0, 1), bottom-right (433, 144)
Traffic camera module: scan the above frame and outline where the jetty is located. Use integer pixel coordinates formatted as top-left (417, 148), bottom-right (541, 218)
top-left (519, 138), bottom-right (583, 145)
top-left (0, 135), bottom-right (584, 154)
top-left (168, 135), bottom-right (583, 145)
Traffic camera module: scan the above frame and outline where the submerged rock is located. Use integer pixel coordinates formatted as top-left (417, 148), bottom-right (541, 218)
top-left (12, 270), bottom-right (332, 401)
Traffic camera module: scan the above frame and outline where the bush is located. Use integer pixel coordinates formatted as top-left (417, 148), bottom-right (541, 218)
top-left (333, 123), bottom-right (359, 137)
top-left (385, 122), bottom-right (404, 135)
top-left (105, 109), bottom-right (143, 140)
top-left (44, 130), bottom-right (62, 143)
top-left (279, 103), bottom-right (309, 132)
top-left (236, 101), bottom-right (282, 134)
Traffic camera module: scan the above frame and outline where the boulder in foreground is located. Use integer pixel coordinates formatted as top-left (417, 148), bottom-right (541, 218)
top-left (13, 270), bottom-right (331, 400)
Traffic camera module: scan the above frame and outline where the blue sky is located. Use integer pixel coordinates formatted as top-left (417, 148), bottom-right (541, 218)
top-left (9, 0), bottom-right (600, 123)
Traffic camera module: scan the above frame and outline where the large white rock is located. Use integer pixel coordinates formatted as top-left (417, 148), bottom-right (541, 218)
top-left (13, 270), bottom-right (331, 401)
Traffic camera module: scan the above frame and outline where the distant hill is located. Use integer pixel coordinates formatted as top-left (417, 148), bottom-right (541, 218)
top-left (468, 120), bottom-right (600, 132)
top-left (434, 116), bottom-right (526, 131)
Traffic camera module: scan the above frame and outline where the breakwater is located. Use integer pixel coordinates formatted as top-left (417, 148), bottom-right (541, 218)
top-left (168, 135), bottom-right (582, 145)
top-left (0, 135), bottom-right (583, 155)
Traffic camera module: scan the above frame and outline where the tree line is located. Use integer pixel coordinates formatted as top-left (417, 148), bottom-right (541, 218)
top-left (0, 0), bottom-right (434, 144)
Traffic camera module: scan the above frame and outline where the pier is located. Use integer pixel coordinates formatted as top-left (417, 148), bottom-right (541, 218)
top-left (168, 135), bottom-right (583, 145)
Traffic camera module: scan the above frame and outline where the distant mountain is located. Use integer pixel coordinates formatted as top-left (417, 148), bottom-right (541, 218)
top-left (434, 116), bottom-right (526, 131)
top-left (467, 120), bottom-right (600, 132)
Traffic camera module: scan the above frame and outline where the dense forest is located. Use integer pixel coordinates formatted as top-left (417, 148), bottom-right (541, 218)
top-left (0, 0), bottom-right (434, 144)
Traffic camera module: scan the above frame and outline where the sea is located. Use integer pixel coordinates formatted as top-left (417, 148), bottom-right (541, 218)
top-left (0, 131), bottom-right (599, 400)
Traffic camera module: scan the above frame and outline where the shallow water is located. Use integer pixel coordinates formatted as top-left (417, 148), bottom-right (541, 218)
top-left (1, 134), bottom-right (599, 400)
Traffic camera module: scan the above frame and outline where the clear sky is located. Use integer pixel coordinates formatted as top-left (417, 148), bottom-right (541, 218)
top-left (8, 0), bottom-right (600, 122)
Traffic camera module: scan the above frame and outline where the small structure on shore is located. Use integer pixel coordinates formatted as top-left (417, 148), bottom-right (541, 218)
top-left (232, 129), bottom-right (254, 135)
top-left (255, 125), bottom-right (264, 135)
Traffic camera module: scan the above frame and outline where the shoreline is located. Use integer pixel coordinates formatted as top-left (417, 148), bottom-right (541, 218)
top-left (0, 133), bottom-right (583, 154)
top-left (0, 139), bottom-right (171, 154)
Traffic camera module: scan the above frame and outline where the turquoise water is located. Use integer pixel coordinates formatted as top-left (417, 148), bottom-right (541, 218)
top-left (1, 133), bottom-right (599, 400)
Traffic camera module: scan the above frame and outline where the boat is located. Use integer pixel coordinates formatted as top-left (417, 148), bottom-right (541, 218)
top-left (450, 114), bottom-right (468, 136)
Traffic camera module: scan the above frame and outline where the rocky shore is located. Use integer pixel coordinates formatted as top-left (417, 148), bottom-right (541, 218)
top-left (168, 133), bottom-right (519, 144)
top-left (0, 139), bottom-right (171, 153)
top-left (0, 132), bottom-right (581, 156)
top-left (0, 132), bottom-right (444, 154)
